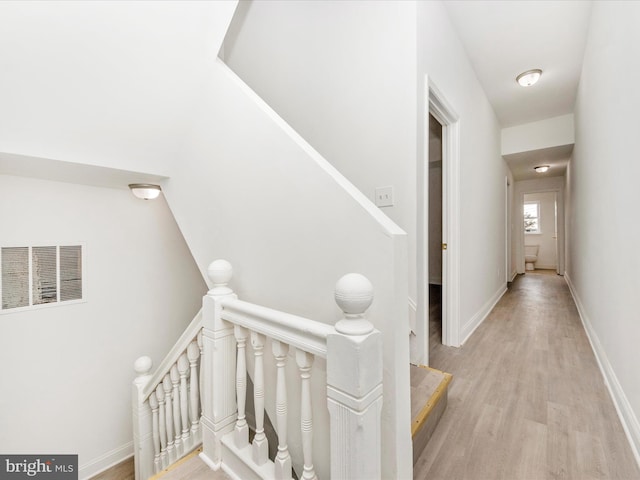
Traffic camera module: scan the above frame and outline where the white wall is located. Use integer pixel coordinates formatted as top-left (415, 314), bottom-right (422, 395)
top-left (567, 0), bottom-right (640, 462)
top-left (224, 0), bottom-right (509, 351)
top-left (163, 59), bottom-right (409, 480)
top-left (502, 114), bottom-right (575, 155)
top-left (417, 1), bottom-right (507, 344)
top-left (0, 176), bottom-right (206, 478)
top-left (524, 192), bottom-right (557, 270)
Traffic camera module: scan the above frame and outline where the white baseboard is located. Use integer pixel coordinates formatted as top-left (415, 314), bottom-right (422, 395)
top-left (509, 270), bottom-right (518, 282)
top-left (565, 273), bottom-right (640, 469)
top-left (460, 284), bottom-right (507, 345)
top-left (79, 442), bottom-right (133, 480)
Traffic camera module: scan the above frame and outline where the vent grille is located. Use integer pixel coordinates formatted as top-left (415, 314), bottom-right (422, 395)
top-left (60, 245), bottom-right (82, 302)
top-left (1, 245), bottom-right (84, 312)
top-left (33, 246), bottom-right (57, 305)
top-left (1, 247), bottom-right (29, 310)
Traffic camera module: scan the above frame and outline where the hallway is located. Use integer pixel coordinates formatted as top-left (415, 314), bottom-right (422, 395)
top-left (415, 273), bottom-right (640, 479)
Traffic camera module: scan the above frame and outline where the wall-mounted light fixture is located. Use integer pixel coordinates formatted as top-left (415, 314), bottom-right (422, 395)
top-left (516, 69), bottom-right (542, 87)
top-left (534, 165), bottom-right (550, 173)
top-left (128, 183), bottom-right (162, 200)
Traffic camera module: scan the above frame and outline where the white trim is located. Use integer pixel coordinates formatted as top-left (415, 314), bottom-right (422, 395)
top-left (509, 270), bottom-right (518, 283)
top-left (408, 296), bottom-right (417, 333)
top-left (564, 274), bottom-right (640, 469)
top-left (78, 442), bottom-right (133, 480)
top-left (428, 80), bottom-right (461, 350)
top-left (515, 183), bottom-right (565, 276)
top-left (461, 284), bottom-right (507, 345)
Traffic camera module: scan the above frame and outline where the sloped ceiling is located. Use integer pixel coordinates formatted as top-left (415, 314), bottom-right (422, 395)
top-left (0, 0), bottom-right (237, 185)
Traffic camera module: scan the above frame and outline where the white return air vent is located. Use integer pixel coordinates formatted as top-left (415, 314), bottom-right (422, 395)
top-left (1, 245), bottom-right (83, 312)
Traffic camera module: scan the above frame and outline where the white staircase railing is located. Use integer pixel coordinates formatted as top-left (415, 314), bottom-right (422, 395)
top-left (132, 312), bottom-right (204, 479)
top-left (133, 259), bottom-right (383, 479)
top-left (199, 259), bottom-right (383, 480)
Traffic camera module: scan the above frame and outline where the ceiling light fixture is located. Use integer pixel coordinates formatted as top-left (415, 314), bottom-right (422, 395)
top-left (128, 183), bottom-right (162, 200)
top-left (516, 69), bottom-right (542, 87)
top-left (534, 165), bottom-right (550, 173)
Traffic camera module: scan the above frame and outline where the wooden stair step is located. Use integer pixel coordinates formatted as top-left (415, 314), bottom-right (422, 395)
top-left (410, 364), bottom-right (452, 465)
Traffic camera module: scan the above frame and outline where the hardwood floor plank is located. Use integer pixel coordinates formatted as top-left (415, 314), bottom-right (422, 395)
top-left (416, 273), bottom-right (640, 480)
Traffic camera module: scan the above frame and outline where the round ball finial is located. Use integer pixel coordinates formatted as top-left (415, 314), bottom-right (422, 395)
top-left (334, 273), bottom-right (374, 335)
top-left (207, 259), bottom-right (233, 295)
top-left (134, 356), bottom-right (153, 376)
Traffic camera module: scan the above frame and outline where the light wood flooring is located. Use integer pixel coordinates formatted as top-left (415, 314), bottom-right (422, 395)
top-left (415, 272), bottom-right (640, 480)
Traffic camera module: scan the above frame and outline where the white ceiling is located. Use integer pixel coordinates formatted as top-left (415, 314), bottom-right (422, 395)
top-left (443, 1), bottom-right (592, 128)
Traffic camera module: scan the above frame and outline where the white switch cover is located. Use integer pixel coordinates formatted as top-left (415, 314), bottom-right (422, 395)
top-left (375, 186), bottom-right (394, 207)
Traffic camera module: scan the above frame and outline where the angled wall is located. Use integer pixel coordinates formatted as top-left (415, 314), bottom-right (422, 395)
top-left (162, 59), bottom-right (410, 480)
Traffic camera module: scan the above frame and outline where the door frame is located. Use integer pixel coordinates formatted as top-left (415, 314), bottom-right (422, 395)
top-left (515, 183), bottom-right (565, 275)
top-left (415, 78), bottom-right (461, 365)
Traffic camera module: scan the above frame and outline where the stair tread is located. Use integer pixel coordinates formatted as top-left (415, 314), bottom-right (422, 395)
top-left (410, 364), bottom-right (452, 435)
top-left (151, 449), bottom-right (232, 480)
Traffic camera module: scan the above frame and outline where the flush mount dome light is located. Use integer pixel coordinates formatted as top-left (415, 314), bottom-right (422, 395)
top-left (128, 183), bottom-right (162, 200)
top-left (534, 165), bottom-right (550, 173)
top-left (516, 69), bottom-right (542, 87)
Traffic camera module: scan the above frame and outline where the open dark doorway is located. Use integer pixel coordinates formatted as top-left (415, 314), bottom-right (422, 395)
top-left (428, 113), bottom-right (443, 348)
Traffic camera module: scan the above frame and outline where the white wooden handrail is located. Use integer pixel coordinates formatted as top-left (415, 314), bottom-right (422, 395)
top-left (200, 259), bottom-right (383, 480)
top-left (220, 299), bottom-right (334, 358)
top-left (141, 309), bottom-right (203, 400)
top-left (133, 259), bottom-right (384, 480)
top-left (133, 310), bottom-right (204, 479)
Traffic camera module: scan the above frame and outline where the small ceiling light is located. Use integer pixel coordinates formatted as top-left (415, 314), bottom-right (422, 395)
top-left (534, 165), bottom-right (550, 173)
top-left (516, 69), bottom-right (542, 87)
top-left (128, 183), bottom-right (162, 200)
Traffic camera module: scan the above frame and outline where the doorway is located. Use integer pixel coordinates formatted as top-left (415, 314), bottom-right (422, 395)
top-left (523, 191), bottom-right (559, 273)
top-left (413, 80), bottom-right (461, 367)
top-left (428, 114), bottom-right (443, 348)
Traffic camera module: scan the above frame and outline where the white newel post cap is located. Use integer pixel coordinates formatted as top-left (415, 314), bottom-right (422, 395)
top-left (334, 273), bottom-right (374, 335)
top-left (207, 259), bottom-right (233, 295)
top-left (134, 356), bottom-right (153, 377)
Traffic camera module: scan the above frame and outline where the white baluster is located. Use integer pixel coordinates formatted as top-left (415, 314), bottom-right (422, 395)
top-left (296, 350), bottom-right (317, 480)
top-left (149, 387), bottom-right (161, 473)
top-left (170, 364), bottom-right (182, 455)
top-left (156, 385), bottom-right (167, 466)
top-left (163, 374), bottom-right (175, 461)
top-left (197, 330), bottom-right (204, 415)
top-left (188, 340), bottom-right (200, 433)
top-left (251, 331), bottom-right (268, 465)
top-left (234, 325), bottom-right (249, 449)
top-left (178, 353), bottom-right (190, 442)
top-left (273, 341), bottom-right (292, 480)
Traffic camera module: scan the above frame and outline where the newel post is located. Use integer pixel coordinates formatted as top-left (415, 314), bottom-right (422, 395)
top-left (200, 260), bottom-right (238, 470)
top-left (132, 356), bottom-right (154, 480)
top-left (327, 274), bottom-right (383, 480)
